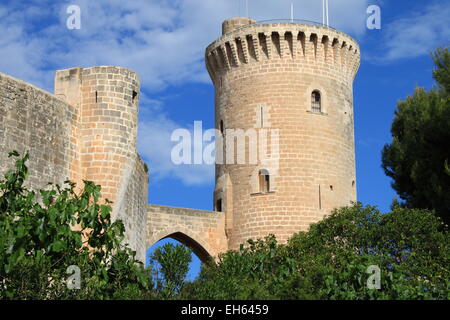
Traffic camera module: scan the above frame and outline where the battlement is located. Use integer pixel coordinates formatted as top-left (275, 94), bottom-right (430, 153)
top-left (222, 17), bottom-right (256, 35)
top-left (206, 20), bottom-right (360, 84)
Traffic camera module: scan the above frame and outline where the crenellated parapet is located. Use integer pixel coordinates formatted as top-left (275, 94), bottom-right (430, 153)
top-left (206, 19), bottom-right (360, 85)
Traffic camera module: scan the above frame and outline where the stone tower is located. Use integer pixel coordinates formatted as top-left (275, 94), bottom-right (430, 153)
top-left (206, 18), bottom-right (360, 250)
top-left (54, 66), bottom-right (148, 259)
top-left (54, 66), bottom-right (140, 209)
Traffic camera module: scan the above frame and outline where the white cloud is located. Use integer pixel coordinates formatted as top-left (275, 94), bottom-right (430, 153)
top-left (370, 1), bottom-right (450, 62)
top-left (134, 91), bottom-right (215, 186)
top-left (0, 0), bottom-right (369, 186)
top-left (0, 0), bottom-right (370, 90)
top-left (137, 107), bottom-right (215, 186)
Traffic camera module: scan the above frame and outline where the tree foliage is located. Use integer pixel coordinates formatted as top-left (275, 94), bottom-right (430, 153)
top-left (0, 151), bottom-right (152, 299)
top-left (433, 47), bottom-right (450, 93)
top-left (382, 47), bottom-right (450, 224)
top-left (1, 152), bottom-right (448, 300)
top-left (150, 242), bottom-right (192, 299)
top-left (184, 204), bottom-right (449, 300)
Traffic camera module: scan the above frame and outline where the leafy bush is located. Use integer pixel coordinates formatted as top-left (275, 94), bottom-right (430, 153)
top-left (150, 243), bottom-right (192, 299)
top-left (382, 47), bottom-right (450, 224)
top-left (0, 151), bottom-right (152, 300)
top-left (185, 204), bottom-right (449, 300)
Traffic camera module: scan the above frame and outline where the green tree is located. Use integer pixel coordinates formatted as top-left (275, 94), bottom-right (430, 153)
top-left (182, 235), bottom-right (297, 300)
top-left (185, 204), bottom-right (449, 300)
top-left (286, 204), bottom-right (449, 299)
top-left (433, 47), bottom-right (450, 93)
top-left (150, 242), bottom-right (192, 299)
top-left (0, 151), bottom-right (152, 299)
top-left (382, 47), bottom-right (450, 224)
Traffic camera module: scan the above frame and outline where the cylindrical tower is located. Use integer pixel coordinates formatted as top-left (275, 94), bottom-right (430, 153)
top-left (206, 18), bottom-right (360, 250)
top-left (55, 66), bottom-right (140, 208)
top-left (55, 66), bottom-right (149, 261)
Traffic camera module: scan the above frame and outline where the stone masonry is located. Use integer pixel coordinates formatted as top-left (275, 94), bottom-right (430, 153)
top-left (147, 205), bottom-right (227, 261)
top-left (0, 17), bottom-right (360, 263)
top-left (0, 66), bottom-right (149, 262)
top-left (206, 18), bottom-right (360, 251)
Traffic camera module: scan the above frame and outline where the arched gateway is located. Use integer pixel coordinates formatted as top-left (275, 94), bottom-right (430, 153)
top-left (146, 205), bottom-right (228, 262)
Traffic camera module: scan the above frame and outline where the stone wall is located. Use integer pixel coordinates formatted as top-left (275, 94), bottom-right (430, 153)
top-left (0, 68), bottom-right (149, 263)
top-left (0, 72), bottom-right (76, 189)
top-left (118, 155), bottom-right (149, 262)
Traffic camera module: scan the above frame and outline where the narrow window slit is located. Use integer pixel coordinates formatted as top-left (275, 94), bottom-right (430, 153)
top-left (216, 199), bottom-right (223, 212)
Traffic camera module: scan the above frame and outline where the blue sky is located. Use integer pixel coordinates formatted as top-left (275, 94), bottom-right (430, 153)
top-left (1, 0), bottom-right (449, 279)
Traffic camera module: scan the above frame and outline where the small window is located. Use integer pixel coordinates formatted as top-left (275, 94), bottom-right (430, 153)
top-left (311, 90), bottom-right (322, 113)
top-left (216, 199), bottom-right (222, 212)
top-left (132, 90), bottom-right (138, 104)
top-left (219, 120), bottom-right (224, 134)
top-left (259, 169), bottom-right (270, 193)
top-left (260, 105), bottom-right (264, 128)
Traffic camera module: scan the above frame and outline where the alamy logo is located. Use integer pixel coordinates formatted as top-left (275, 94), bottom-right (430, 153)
top-left (171, 114), bottom-right (280, 170)
top-left (66, 5), bottom-right (81, 30)
top-left (66, 265), bottom-right (81, 290)
top-left (366, 5), bottom-right (381, 30)
top-left (366, 265), bottom-right (381, 290)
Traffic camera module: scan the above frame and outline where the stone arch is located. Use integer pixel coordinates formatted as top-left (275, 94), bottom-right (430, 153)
top-left (147, 205), bottom-right (228, 264)
top-left (147, 226), bottom-right (215, 263)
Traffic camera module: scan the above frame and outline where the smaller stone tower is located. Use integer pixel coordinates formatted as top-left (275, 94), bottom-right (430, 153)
top-left (54, 66), bottom-right (148, 260)
top-left (55, 66), bottom-right (140, 205)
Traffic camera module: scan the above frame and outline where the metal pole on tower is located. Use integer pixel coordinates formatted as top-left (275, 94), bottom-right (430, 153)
top-left (246, 0), bottom-right (249, 18)
top-left (291, 2), bottom-right (294, 22)
top-left (326, 0), bottom-right (329, 26)
top-left (322, 0), bottom-right (325, 26)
